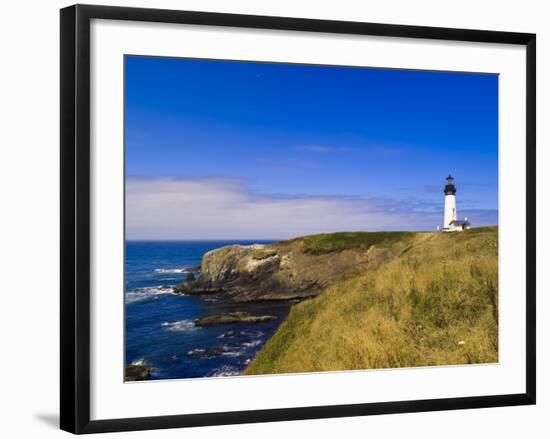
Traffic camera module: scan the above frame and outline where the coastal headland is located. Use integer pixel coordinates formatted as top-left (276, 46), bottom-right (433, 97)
top-left (174, 227), bottom-right (499, 374)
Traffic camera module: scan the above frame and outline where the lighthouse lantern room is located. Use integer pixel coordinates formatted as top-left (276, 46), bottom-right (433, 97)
top-left (441, 175), bottom-right (471, 232)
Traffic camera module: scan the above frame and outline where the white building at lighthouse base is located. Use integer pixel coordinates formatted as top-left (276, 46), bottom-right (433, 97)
top-left (442, 219), bottom-right (471, 232)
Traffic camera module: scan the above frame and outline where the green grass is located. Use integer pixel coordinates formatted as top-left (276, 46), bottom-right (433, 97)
top-left (246, 226), bottom-right (498, 375)
top-left (251, 249), bottom-right (278, 260)
top-left (294, 231), bottom-right (416, 254)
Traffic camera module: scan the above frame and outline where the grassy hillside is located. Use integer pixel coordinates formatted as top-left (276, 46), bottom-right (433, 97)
top-left (246, 227), bottom-right (498, 375)
top-left (282, 231), bottom-right (416, 254)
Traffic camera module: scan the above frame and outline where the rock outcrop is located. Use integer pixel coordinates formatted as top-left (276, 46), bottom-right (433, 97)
top-left (125, 364), bottom-right (150, 381)
top-left (194, 312), bottom-right (277, 326)
top-left (174, 237), bottom-right (384, 302)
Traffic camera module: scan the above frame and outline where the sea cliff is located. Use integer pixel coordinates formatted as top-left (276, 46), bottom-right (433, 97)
top-left (174, 232), bottom-right (413, 302)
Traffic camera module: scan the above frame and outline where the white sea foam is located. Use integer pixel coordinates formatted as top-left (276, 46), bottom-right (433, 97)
top-left (186, 347), bottom-right (226, 359)
top-left (154, 268), bottom-right (199, 274)
top-left (219, 339), bottom-right (262, 357)
top-left (187, 348), bottom-right (206, 355)
top-left (210, 365), bottom-right (240, 377)
top-left (161, 319), bottom-right (196, 332)
top-left (221, 350), bottom-right (244, 357)
top-left (241, 339), bottom-right (263, 348)
top-left (125, 286), bottom-right (176, 304)
top-left (217, 330), bottom-right (263, 339)
top-left (131, 358), bottom-right (145, 366)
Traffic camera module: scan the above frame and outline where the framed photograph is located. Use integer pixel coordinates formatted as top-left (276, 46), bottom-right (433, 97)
top-left (60, 4), bottom-right (536, 434)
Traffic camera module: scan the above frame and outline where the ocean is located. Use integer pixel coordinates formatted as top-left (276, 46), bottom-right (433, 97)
top-left (125, 240), bottom-right (291, 380)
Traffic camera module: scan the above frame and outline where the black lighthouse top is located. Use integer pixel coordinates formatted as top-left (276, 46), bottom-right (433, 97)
top-left (444, 175), bottom-right (456, 195)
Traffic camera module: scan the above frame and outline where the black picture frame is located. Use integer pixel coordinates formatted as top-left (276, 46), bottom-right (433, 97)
top-left (60, 4), bottom-right (536, 434)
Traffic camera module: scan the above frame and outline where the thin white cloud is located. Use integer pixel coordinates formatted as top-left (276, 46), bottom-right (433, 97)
top-left (295, 144), bottom-right (404, 156)
top-left (295, 145), bottom-right (354, 153)
top-left (125, 177), bottom-right (496, 240)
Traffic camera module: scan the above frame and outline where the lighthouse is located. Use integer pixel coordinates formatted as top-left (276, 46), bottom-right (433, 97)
top-left (441, 175), bottom-right (471, 232)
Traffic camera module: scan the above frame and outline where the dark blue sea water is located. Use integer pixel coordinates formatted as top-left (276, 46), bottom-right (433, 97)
top-left (125, 241), bottom-right (291, 380)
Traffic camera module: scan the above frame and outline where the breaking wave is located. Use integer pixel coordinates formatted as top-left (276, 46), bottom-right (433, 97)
top-left (154, 267), bottom-right (199, 274)
top-left (125, 286), bottom-right (176, 304)
top-left (209, 365), bottom-right (240, 377)
top-left (241, 339), bottom-right (262, 348)
top-left (217, 330), bottom-right (263, 339)
top-left (161, 319), bottom-right (196, 332)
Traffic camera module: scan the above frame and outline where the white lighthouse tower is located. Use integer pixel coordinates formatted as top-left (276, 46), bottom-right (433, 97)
top-left (441, 175), bottom-right (471, 232)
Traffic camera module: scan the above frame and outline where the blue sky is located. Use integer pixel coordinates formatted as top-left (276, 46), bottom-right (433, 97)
top-left (125, 56), bottom-right (498, 240)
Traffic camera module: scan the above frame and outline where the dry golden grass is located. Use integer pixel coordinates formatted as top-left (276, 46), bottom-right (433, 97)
top-left (246, 227), bottom-right (498, 375)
